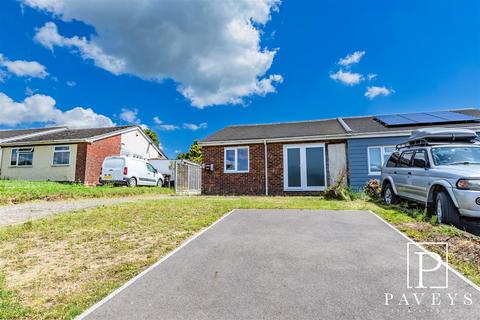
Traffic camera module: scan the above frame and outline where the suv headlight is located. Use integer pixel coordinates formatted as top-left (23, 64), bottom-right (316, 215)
top-left (456, 179), bottom-right (480, 191)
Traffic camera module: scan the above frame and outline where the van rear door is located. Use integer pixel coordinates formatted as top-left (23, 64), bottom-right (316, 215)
top-left (103, 157), bottom-right (125, 181)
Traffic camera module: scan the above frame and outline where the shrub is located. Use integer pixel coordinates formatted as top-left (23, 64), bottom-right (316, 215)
top-left (364, 179), bottom-right (382, 200)
top-left (324, 171), bottom-right (352, 201)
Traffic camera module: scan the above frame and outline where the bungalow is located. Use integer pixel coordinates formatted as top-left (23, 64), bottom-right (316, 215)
top-left (0, 125), bottom-right (166, 185)
top-left (200, 108), bottom-right (480, 195)
top-left (0, 127), bottom-right (67, 172)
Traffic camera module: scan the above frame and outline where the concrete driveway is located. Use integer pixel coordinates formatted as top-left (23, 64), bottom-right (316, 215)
top-left (79, 209), bottom-right (480, 320)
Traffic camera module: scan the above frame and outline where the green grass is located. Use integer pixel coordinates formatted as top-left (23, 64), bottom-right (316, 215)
top-left (0, 180), bottom-right (174, 205)
top-left (0, 196), bottom-right (477, 319)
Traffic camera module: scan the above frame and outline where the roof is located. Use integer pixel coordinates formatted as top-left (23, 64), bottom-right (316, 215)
top-left (3, 125), bottom-right (135, 144)
top-left (0, 127), bottom-right (65, 140)
top-left (201, 108), bottom-right (480, 144)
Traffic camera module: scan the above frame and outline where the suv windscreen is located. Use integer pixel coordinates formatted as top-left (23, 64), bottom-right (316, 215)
top-left (386, 152), bottom-right (400, 167)
top-left (431, 146), bottom-right (480, 166)
top-left (398, 151), bottom-right (414, 167)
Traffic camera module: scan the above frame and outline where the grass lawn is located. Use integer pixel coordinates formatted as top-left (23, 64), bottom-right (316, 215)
top-left (0, 196), bottom-right (479, 319)
top-left (0, 180), bottom-right (173, 205)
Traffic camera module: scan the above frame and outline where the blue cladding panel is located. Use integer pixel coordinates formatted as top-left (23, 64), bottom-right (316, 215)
top-left (347, 136), bottom-right (409, 191)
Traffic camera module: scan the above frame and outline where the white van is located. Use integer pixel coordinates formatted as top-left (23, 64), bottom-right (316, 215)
top-left (100, 156), bottom-right (164, 187)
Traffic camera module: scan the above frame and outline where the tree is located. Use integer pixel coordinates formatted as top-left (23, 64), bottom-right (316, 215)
top-left (177, 140), bottom-right (203, 164)
top-left (144, 128), bottom-right (160, 147)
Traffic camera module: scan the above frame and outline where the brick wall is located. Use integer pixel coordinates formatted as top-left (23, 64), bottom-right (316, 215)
top-left (202, 140), bottom-right (343, 196)
top-left (202, 144), bottom-right (265, 195)
top-left (75, 135), bottom-right (122, 185)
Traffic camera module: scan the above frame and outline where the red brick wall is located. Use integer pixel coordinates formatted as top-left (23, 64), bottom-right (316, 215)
top-left (202, 141), bottom-right (343, 196)
top-left (75, 135), bottom-right (122, 185)
top-left (202, 144), bottom-right (266, 195)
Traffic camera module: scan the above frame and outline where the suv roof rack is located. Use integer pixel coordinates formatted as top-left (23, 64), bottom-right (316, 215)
top-left (396, 138), bottom-right (480, 150)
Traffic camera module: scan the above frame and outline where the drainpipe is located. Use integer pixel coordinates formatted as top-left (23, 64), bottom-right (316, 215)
top-left (264, 140), bottom-right (269, 196)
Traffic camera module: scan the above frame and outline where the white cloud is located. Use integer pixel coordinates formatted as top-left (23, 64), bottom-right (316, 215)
top-left (183, 122), bottom-right (208, 131)
top-left (0, 92), bottom-right (114, 128)
top-left (66, 80), bottom-right (76, 87)
top-left (330, 70), bottom-right (363, 86)
top-left (364, 86), bottom-right (394, 99)
top-left (157, 124), bottom-right (179, 131)
top-left (34, 22), bottom-right (126, 74)
top-left (338, 51), bottom-right (365, 66)
top-left (153, 116), bottom-right (163, 125)
top-left (152, 116), bottom-right (179, 131)
top-left (24, 86), bottom-right (38, 96)
top-left (26, 0), bottom-right (282, 108)
top-left (0, 53), bottom-right (48, 78)
top-left (119, 108), bottom-right (140, 124)
top-left (367, 73), bottom-right (377, 80)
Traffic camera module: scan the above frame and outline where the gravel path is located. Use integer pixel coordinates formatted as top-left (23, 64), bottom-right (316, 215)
top-left (0, 195), bottom-right (173, 227)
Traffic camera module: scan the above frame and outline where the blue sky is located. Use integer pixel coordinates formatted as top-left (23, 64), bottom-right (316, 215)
top-left (0, 0), bottom-right (479, 157)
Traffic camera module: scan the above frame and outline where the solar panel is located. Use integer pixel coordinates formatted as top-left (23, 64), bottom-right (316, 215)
top-left (428, 111), bottom-right (479, 121)
top-left (374, 115), bottom-right (416, 126)
top-left (374, 111), bottom-right (480, 127)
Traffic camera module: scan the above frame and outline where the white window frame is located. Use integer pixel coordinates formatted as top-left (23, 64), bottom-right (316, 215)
top-left (367, 145), bottom-right (395, 175)
top-left (224, 146), bottom-right (249, 173)
top-left (52, 145), bottom-right (71, 166)
top-left (283, 143), bottom-right (327, 192)
top-left (10, 147), bottom-right (34, 167)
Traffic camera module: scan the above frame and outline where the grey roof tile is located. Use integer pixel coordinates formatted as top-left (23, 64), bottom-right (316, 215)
top-left (3, 125), bottom-right (136, 144)
top-left (0, 127), bottom-right (65, 140)
top-left (202, 108), bottom-right (480, 142)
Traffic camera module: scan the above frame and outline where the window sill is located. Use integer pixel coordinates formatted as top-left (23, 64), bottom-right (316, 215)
top-left (368, 172), bottom-right (381, 176)
top-left (52, 164), bottom-right (70, 167)
top-left (8, 165), bottom-right (33, 168)
top-left (284, 187), bottom-right (325, 192)
top-left (224, 171), bottom-right (249, 174)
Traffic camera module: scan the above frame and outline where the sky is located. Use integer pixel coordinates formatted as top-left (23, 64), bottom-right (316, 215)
top-left (0, 0), bottom-right (479, 158)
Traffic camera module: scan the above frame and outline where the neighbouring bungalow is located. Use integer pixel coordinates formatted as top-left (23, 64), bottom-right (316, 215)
top-left (0, 125), bottom-right (166, 185)
top-left (200, 108), bottom-right (480, 195)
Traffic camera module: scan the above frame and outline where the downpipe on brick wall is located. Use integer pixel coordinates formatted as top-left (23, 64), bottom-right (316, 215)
top-left (264, 139), bottom-right (268, 196)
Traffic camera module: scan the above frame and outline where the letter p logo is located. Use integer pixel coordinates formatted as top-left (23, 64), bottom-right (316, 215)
top-left (407, 243), bottom-right (448, 289)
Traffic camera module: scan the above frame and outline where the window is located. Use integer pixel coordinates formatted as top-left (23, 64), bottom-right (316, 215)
top-left (10, 148), bottom-right (34, 166)
top-left (53, 146), bottom-right (70, 165)
top-left (386, 152), bottom-right (401, 167)
top-left (368, 146), bottom-right (396, 174)
top-left (284, 144), bottom-right (326, 191)
top-left (147, 163), bottom-right (156, 173)
top-left (412, 150), bottom-right (428, 168)
top-left (399, 151), bottom-right (414, 168)
top-left (224, 147), bottom-right (249, 173)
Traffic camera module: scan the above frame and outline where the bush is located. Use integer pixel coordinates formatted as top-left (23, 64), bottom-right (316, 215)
top-left (364, 179), bottom-right (382, 200)
top-left (324, 171), bottom-right (353, 201)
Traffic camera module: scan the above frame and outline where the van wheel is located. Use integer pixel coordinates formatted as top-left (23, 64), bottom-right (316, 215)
top-left (436, 191), bottom-right (460, 226)
top-left (156, 179), bottom-right (163, 187)
top-left (383, 182), bottom-right (399, 205)
top-left (127, 177), bottom-right (137, 188)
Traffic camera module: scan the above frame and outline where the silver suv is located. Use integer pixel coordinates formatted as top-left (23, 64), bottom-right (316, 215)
top-left (381, 128), bottom-right (480, 226)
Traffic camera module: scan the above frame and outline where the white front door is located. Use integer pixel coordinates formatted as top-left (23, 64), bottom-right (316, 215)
top-left (283, 144), bottom-right (327, 191)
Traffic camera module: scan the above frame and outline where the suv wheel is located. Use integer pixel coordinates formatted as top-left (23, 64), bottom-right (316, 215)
top-left (435, 191), bottom-right (460, 226)
top-left (383, 182), bottom-right (399, 205)
top-left (127, 177), bottom-right (137, 188)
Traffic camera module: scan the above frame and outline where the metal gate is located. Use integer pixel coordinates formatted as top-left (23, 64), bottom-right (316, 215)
top-left (174, 160), bottom-right (202, 195)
